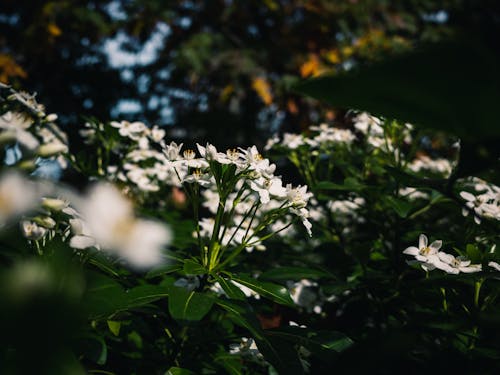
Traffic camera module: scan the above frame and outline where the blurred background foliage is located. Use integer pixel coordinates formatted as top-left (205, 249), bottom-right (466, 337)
top-left (1, 0), bottom-right (494, 148)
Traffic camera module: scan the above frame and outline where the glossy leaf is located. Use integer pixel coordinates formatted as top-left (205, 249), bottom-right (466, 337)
top-left (213, 275), bottom-right (246, 300)
top-left (231, 274), bottom-right (295, 307)
top-left (168, 286), bottom-right (214, 321)
top-left (183, 259), bottom-right (206, 276)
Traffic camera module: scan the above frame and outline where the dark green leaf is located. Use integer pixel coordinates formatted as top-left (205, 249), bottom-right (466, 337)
top-left (183, 259), bottom-right (206, 276)
top-left (146, 264), bottom-right (183, 279)
top-left (213, 275), bottom-right (246, 300)
top-left (168, 286), bottom-right (214, 321)
top-left (266, 326), bottom-right (353, 353)
top-left (295, 37), bottom-right (500, 140)
top-left (386, 196), bottom-right (413, 218)
top-left (260, 266), bottom-right (333, 281)
top-left (315, 177), bottom-right (364, 191)
top-left (84, 272), bottom-right (169, 320)
top-left (231, 274), bottom-right (295, 307)
top-left (466, 244), bottom-right (482, 263)
top-left (166, 367), bottom-right (195, 375)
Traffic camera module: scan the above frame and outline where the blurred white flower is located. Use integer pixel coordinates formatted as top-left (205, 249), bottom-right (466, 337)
top-left (282, 133), bottom-right (304, 149)
top-left (79, 183), bottom-right (172, 268)
top-left (0, 172), bottom-right (39, 225)
top-left (0, 111), bottom-right (39, 150)
top-left (111, 120), bottom-right (147, 140)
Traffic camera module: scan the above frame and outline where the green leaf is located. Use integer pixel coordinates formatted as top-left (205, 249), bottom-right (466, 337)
top-left (107, 320), bottom-right (121, 336)
top-left (84, 272), bottom-right (169, 320)
top-left (183, 259), bottom-right (206, 276)
top-left (213, 275), bottom-right (246, 300)
top-left (266, 326), bottom-right (353, 354)
top-left (231, 274), bottom-right (295, 307)
top-left (168, 286), bottom-right (214, 321)
top-left (466, 244), bottom-right (482, 263)
top-left (386, 196), bottom-right (413, 218)
top-left (260, 266), bottom-right (333, 281)
top-left (294, 36), bottom-right (500, 140)
top-left (215, 299), bottom-right (263, 339)
top-left (146, 264), bottom-right (182, 279)
top-left (315, 177), bottom-right (364, 191)
top-left (214, 353), bottom-right (243, 375)
top-left (78, 334), bottom-right (108, 366)
top-left (166, 367), bottom-right (195, 375)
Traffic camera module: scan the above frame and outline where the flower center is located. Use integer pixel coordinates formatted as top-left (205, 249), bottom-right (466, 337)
top-left (183, 149), bottom-right (195, 160)
top-left (419, 246), bottom-right (431, 255)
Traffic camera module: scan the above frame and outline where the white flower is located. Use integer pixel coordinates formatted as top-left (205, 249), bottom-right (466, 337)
top-left (286, 184), bottom-right (311, 208)
top-left (78, 183), bottom-right (172, 268)
top-left (164, 141), bottom-right (183, 160)
top-left (197, 142), bottom-right (229, 163)
top-left (183, 169), bottom-right (213, 187)
top-left (264, 134), bottom-right (280, 151)
top-left (0, 111), bottom-right (32, 130)
top-left (353, 112), bottom-right (383, 135)
top-left (68, 217), bottom-right (96, 249)
top-left (249, 176), bottom-right (287, 204)
top-left (229, 337), bottom-right (263, 359)
top-left (436, 253), bottom-right (482, 274)
top-left (282, 133), bottom-right (304, 149)
top-left (0, 111), bottom-right (39, 150)
top-left (288, 279), bottom-right (320, 313)
top-left (403, 234), bottom-right (443, 269)
top-left (150, 126), bottom-right (166, 143)
top-left (0, 172), bottom-right (39, 225)
top-left (111, 121), bottom-right (147, 140)
top-left (20, 220), bottom-right (47, 241)
top-left (398, 187), bottom-right (429, 201)
top-left (488, 261), bottom-right (500, 272)
top-left (41, 197), bottom-right (69, 211)
top-left (182, 149), bottom-right (208, 168)
top-left (408, 156), bottom-right (452, 177)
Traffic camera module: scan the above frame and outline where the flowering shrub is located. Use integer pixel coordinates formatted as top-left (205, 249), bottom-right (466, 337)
top-left (1, 83), bottom-right (499, 374)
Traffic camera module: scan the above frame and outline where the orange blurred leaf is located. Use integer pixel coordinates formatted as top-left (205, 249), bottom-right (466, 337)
top-left (47, 23), bottom-right (62, 37)
top-left (0, 54), bottom-right (27, 83)
top-left (252, 77), bottom-right (273, 105)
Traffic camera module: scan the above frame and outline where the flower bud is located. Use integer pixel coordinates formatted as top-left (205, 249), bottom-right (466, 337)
top-left (41, 197), bottom-right (68, 211)
top-left (45, 113), bottom-right (58, 122)
top-left (37, 142), bottom-right (68, 157)
top-left (33, 216), bottom-right (56, 229)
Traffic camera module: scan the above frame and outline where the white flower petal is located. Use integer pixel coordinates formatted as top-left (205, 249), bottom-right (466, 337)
top-left (403, 246), bottom-right (419, 256)
top-left (419, 234), bottom-right (428, 249)
top-left (429, 240), bottom-right (442, 252)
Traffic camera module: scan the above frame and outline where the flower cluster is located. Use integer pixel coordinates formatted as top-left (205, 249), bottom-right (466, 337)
top-left (188, 143), bottom-right (312, 259)
top-left (79, 120), bottom-right (173, 192)
top-left (459, 177), bottom-right (500, 224)
top-left (407, 155), bottom-right (453, 177)
top-left (403, 234), bottom-right (482, 274)
top-left (0, 84), bottom-right (68, 170)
